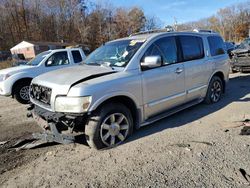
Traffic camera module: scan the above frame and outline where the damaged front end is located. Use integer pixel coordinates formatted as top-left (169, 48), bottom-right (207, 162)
top-left (27, 104), bottom-right (88, 145)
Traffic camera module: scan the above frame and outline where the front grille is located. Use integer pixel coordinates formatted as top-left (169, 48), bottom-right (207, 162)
top-left (30, 84), bottom-right (52, 105)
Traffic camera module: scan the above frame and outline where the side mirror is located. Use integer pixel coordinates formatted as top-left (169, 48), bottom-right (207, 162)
top-left (47, 60), bottom-right (53, 66)
top-left (141, 56), bottom-right (162, 68)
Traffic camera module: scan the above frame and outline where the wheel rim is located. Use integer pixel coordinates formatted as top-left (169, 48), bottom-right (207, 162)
top-left (210, 81), bottom-right (222, 103)
top-left (100, 113), bottom-right (130, 147)
top-left (20, 86), bottom-right (30, 101)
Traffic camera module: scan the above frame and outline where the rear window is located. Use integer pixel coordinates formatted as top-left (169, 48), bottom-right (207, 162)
top-left (208, 36), bottom-right (225, 56)
top-left (179, 36), bottom-right (204, 61)
top-left (72, 50), bottom-right (83, 63)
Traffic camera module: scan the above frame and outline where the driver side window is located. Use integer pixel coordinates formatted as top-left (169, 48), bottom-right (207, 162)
top-left (141, 36), bottom-right (178, 66)
top-left (141, 44), bottom-right (163, 63)
top-left (46, 52), bottom-right (69, 67)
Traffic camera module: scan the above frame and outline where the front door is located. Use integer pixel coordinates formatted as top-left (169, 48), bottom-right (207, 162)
top-left (45, 51), bottom-right (71, 72)
top-left (141, 36), bottom-right (186, 119)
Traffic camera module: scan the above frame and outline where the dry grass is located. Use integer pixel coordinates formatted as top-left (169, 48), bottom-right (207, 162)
top-left (0, 60), bottom-right (13, 70)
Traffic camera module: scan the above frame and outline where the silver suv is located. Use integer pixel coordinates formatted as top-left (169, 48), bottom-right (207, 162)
top-left (29, 31), bottom-right (230, 149)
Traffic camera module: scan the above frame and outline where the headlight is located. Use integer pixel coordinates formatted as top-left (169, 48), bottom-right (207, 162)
top-left (55, 96), bottom-right (92, 113)
top-left (0, 74), bottom-right (11, 82)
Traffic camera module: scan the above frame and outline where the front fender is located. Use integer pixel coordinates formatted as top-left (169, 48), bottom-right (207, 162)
top-left (7, 72), bottom-right (36, 94)
top-left (88, 91), bottom-right (141, 112)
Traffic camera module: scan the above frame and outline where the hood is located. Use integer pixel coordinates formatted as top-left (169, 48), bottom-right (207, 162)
top-left (0, 65), bottom-right (35, 75)
top-left (32, 64), bottom-right (116, 95)
top-left (232, 48), bottom-right (250, 55)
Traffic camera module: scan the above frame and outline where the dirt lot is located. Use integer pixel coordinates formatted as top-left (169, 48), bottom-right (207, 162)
top-left (0, 73), bottom-right (250, 188)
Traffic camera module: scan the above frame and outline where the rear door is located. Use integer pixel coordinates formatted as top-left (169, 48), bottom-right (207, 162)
top-left (178, 35), bottom-right (212, 101)
top-left (141, 36), bottom-right (186, 119)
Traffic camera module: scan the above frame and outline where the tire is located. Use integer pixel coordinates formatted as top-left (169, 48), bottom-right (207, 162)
top-left (85, 103), bottom-right (133, 149)
top-left (13, 80), bottom-right (31, 104)
top-left (204, 76), bottom-right (223, 104)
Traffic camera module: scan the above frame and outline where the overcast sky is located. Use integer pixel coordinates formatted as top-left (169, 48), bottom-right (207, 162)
top-left (112, 0), bottom-right (247, 25)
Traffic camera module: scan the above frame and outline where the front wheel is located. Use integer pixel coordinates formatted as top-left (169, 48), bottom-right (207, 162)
top-left (13, 81), bottom-right (31, 104)
top-left (204, 76), bottom-right (223, 104)
top-left (85, 103), bottom-right (133, 149)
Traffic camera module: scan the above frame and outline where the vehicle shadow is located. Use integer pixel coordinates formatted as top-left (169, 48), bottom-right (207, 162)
top-left (125, 73), bottom-right (250, 145)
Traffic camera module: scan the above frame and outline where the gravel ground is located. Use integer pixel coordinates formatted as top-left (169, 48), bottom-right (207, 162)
top-left (0, 73), bottom-right (250, 188)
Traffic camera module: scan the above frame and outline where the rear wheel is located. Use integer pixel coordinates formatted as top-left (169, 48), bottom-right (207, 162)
top-left (85, 103), bottom-right (133, 149)
top-left (13, 80), bottom-right (31, 104)
top-left (205, 76), bottom-right (223, 104)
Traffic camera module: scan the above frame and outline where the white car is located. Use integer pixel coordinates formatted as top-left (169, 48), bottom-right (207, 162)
top-left (0, 48), bottom-right (86, 104)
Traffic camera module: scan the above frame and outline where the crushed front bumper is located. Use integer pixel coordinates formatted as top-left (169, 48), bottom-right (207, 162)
top-left (27, 104), bottom-right (88, 144)
top-left (232, 56), bottom-right (250, 72)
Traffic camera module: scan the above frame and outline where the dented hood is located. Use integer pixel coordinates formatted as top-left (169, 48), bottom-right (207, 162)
top-left (32, 64), bottom-right (116, 95)
top-left (232, 48), bottom-right (250, 55)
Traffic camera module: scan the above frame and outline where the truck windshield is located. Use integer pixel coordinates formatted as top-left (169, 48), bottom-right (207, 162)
top-left (83, 39), bottom-right (145, 67)
top-left (27, 51), bottom-right (51, 66)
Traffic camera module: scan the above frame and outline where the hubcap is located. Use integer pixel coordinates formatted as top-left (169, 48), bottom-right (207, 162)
top-left (210, 81), bottom-right (222, 102)
top-left (20, 86), bottom-right (30, 101)
top-left (100, 113), bottom-right (129, 147)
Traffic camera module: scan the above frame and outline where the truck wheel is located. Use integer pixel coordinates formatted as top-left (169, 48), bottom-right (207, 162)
top-left (204, 76), bottom-right (223, 104)
top-left (85, 103), bottom-right (133, 149)
top-left (13, 81), bottom-right (31, 104)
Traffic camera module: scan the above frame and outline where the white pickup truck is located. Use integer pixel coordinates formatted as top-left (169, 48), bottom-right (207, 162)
top-left (0, 48), bottom-right (86, 104)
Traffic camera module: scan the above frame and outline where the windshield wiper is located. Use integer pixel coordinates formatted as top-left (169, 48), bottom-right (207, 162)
top-left (101, 62), bottom-right (114, 70)
top-left (81, 62), bottom-right (100, 66)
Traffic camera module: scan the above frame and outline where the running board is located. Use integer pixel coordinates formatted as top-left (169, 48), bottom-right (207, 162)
top-left (141, 99), bottom-right (203, 127)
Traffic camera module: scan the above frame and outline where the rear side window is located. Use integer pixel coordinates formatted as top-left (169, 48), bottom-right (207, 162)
top-left (179, 36), bottom-right (204, 61)
top-left (208, 36), bottom-right (225, 56)
top-left (72, 50), bottom-right (83, 63)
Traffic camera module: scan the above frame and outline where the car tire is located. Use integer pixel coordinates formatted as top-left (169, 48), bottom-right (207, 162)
top-left (85, 103), bottom-right (133, 149)
top-left (204, 76), bottom-right (223, 104)
top-left (13, 80), bottom-right (31, 104)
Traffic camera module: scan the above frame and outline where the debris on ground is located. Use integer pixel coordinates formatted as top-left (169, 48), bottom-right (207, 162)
top-left (171, 141), bottom-right (214, 148)
top-left (0, 141), bottom-right (8, 145)
top-left (224, 118), bottom-right (250, 135)
top-left (190, 141), bottom-right (214, 146)
top-left (239, 168), bottom-right (250, 183)
top-left (241, 126), bottom-right (250, 135)
top-left (240, 119), bottom-right (250, 135)
top-left (172, 143), bottom-right (191, 148)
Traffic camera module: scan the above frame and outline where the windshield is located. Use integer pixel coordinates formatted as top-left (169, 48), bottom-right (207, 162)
top-left (83, 39), bottom-right (145, 67)
top-left (27, 51), bottom-right (51, 66)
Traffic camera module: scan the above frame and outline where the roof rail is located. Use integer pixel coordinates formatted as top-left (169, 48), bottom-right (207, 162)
top-left (130, 28), bottom-right (173, 37)
top-left (193, 29), bottom-right (217, 33)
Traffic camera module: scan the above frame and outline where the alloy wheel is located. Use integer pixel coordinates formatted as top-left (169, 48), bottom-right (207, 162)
top-left (210, 81), bottom-right (222, 103)
top-left (100, 113), bottom-right (130, 147)
top-left (20, 86), bottom-right (30, 101)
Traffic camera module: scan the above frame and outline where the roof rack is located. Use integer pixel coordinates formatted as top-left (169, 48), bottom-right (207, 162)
top-left (193, 29), bottom-right (217, 33)
top-left (130, 28), bottom-right (174, 37)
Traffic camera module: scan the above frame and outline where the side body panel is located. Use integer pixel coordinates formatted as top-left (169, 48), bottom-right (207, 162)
top-left (141, 64), bottom-right (185, 119)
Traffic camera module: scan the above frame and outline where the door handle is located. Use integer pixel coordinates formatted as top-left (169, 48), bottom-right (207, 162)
top-left (175, 68), bottom-right (183, 74)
